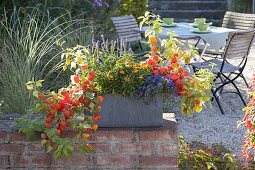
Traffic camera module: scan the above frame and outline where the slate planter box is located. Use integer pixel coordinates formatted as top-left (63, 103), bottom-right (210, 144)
top-left (98, 94), bottom-right (163, 128)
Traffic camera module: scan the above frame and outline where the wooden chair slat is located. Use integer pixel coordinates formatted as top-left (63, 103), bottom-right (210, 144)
top-left (225, 11), bottom-right (255, 18)
top-left (111, 15), bottom-right (135, 21)
top-left (222, 11), bottom-right (255, 30)
top-left (111, 15), bottom-right (142, 43)
top-left (115, 25), bottom-right (138, 30)
top-left (224, 29), bottom-right (255, 59)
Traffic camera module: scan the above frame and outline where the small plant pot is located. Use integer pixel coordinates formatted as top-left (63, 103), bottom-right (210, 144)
top-left (98, 94), bottom-right (163, 128)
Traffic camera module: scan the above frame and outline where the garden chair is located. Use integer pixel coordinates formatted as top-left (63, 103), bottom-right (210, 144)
top-left (202, 11), bottom-right (255, 87)
top-left (191, 29), bottom-right (255, 114)
top-left (111, 15), bottom-right (149, 57)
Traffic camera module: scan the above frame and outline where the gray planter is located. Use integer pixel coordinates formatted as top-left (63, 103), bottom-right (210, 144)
top-left (98, 94), bottom-right (163, 128)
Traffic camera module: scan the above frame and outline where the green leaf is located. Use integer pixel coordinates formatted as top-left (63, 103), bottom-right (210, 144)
top-left (89, 102), bottom-right (95, 109)
top-left (46, 143), bottom-right (53, 153)
top-left (45, 128), bottom-right (56, 139)
top-left (79, 145), bottom-right (94, 154)
top-left (35, 80), bottom-right (44, 87)
top-left (33, 90), bottom-right (39, 98)
top-left (206, 162), bottom-right (218, 170)
top-left (35, 104), bottom-right (44, 113)
top-left (41, 139), bottom-right (48, 145)
top-left (63, 146), bottom-right (73, 156)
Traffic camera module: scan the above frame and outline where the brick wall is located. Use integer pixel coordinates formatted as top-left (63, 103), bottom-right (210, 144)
top-left (0, 113), bottom-right (178, 170)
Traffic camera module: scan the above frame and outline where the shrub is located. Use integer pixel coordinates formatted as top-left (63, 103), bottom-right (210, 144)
top-left (119, 0), bottom-right (147, 19)
top-left (231, 0), bottom-right (252, 13)
top-left (178, 136), bottom-right (243, 170)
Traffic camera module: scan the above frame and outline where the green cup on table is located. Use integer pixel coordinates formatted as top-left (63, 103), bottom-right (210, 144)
top-left (162, 18), bottom-right (174, 25)
top-left (194, 18), bottom-right (206, 24)
top-left (197, 23), bottom-right (210, 31)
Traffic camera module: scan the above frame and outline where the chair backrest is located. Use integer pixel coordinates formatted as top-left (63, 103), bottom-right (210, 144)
top-left (222, 11), bottom-right (255, 30)
top-left (223, 29), bottom-right (255, 60)
top-left (219, 29), bottom-right (255, 73)
top-left (111, 15), bottom-right (142, 43)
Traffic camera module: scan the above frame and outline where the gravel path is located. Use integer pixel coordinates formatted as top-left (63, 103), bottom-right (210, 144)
top-left (163, 44), bottom-right (255, 156)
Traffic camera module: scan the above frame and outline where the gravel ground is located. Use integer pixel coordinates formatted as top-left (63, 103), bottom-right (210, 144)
top-left (163, 43), bottom-right (255, 156)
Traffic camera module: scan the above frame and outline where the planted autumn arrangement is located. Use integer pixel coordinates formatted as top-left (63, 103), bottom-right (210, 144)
top-left (18, 12), bottom-right (215, 159)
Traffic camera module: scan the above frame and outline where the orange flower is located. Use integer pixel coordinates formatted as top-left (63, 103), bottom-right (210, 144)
top-left (149, 36), bottom-right (157, 46)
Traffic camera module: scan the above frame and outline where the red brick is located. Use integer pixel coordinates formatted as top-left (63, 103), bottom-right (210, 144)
top-left (9, 133), bottom-right (27, 142)
top-left (159, 144), bottom-right (178, 155)
top-left (26, 144), bottom-right (45, 153)
top-left (0, 155), bottom-right (9, 165)
top-left (115, 143), bottom-right (157, 155)
top-left (0, 143), bottom-right (25, 153)
top-left (95, 130), bottom-right (133, 142)
top-left (140, 156), bottom-right (178, 167)
top-left (8, 168), bottom-right (29, 170)
top-left (13, 154), bottom-right (30, 165)
top-left (159, 167), bottom-right (178, 170)
top-left (115, 143), bottom-right (136, 153)
top-left (56, 155), bottom-right (92, 165)
top-left (136, 143), bottom-right (156, 155)
top-left (33, 168), bottom-right (65, 170)
top-left (31, 155), bottom-right (51, 165)
top-left (94, 143), bottom-right (111, 153)
top-left (139, 131), bottom-right (177, 142)
top-left (0, 131), bottom-right (7, 142)
top-left (96, 155), bottom-right (134, 166)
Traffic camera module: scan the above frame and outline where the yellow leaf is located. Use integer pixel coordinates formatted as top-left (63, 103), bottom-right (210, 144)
top-left (33, 90), bottom-right (39, 98)
top-left (66, 58), bottom-right (71, 66)
top-left (26, 81), bottom-right (34, 91)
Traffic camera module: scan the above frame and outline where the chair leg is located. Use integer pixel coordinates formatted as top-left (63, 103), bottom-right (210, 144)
top-left (229, 79), bottom-right (246, 106)
top-left (240, 73), bottom-right (249, 88)
top-left (138, 41), bottom-right (143, 52)
top-left (211, 88), bottom-right (225, 114)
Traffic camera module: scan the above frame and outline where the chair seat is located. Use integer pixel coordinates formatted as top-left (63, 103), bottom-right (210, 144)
top-left (191, 59), bottom-right (240, 73)
top-left (134, 51), bottom-right (150, 57)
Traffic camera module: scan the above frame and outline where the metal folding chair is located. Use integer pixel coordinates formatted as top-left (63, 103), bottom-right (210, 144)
top-left (111, 15), bottom-right (149, 57)
top-left (191, 29), bottom-right (255, 114)
top-left (202, 11), bottom-right (255, 87)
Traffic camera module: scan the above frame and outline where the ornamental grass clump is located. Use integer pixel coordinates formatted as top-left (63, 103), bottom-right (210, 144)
top-left (20, 12), bottom-right (215, 159)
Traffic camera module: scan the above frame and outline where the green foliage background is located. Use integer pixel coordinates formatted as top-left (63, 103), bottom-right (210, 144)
top-left (231, 0), bottom-right (253, 13)
top-left (119, 0), bottom-right (148, 19)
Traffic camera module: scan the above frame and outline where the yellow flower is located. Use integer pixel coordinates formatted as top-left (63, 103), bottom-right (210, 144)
top-left (119, 69), bottom-right (125, 75)
top-left (138, 76), bottom-right (144, 80)
top-left (133, 69), bottom-right (138, 73)
top-left (140, 63), bottom-right (148, 70)
top-left (107, 71), bottom-right (114, 79)
top-left (124, 76), bottom-right (130, 82)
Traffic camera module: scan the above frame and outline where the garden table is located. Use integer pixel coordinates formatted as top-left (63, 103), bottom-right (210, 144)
top-left (134, 23), bottom-right (236, 51)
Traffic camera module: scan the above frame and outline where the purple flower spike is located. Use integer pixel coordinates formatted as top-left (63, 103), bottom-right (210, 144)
top-left (116, 51), bottom-right (120, 57)
top-left (88, 44), bottom-right (92, 50)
